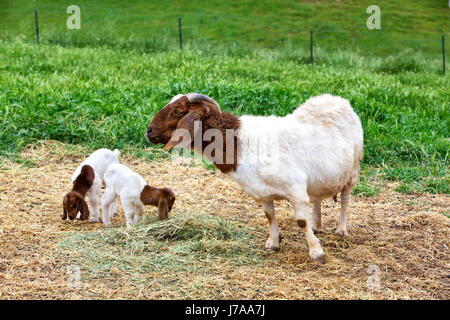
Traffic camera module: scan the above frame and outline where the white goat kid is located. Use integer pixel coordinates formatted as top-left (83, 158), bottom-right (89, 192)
top-left (101, 163), bottom-right (175, 228)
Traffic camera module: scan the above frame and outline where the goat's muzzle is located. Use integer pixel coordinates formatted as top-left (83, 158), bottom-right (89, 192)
top-left (146, 127), bottom-right (169, 145)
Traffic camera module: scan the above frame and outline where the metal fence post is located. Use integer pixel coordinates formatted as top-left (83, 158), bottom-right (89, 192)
top-left (178, 17), bottom-right (182, 49)
top-left (442, 35), bottom-right (446, 75)
top-left (34, 9), bottom-right (39, 44)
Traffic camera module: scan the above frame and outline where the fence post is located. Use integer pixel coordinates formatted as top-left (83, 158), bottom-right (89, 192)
top-left (442, 35), bottom-right (446, 75)
top-left (310, 30), bottom-right (313, 64)
top-left (178, 17), bottom-right (182, 49)
top-left (34, 9), bottom-right (39, 44)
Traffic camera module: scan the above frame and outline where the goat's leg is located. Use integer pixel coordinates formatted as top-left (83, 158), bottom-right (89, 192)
top-left (88, 183), bottom-right (102, 223)
top-left (101, 189), bottom-right (116, 227)
top-left (336, 189), bottom-right (352, 237)
top-left (292, 191), bottom-right (325, 263)
top-left (263, 201), bottom-right (281, 251)
top-left (312, 201), bottom-right (322, 234)
top-left (132, 204), bottom-right (144, 224)
top-left (109, 200), bottom-right (118, 218)
top-left (121, 199), bottom-right (136, 228)
top-left (336, 167), bottom-right (359, 236)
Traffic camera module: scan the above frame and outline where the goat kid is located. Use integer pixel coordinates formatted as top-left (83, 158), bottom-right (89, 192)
top-left (147, 93), bottom-right (363, 263)
top-left (101, 163), bottom-right (175, 228)
top-left (63, 148), bottom-right (120, 222)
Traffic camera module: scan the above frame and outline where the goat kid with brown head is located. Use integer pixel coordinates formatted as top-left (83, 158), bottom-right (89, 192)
top-left (101, 163), bottom-right (175, 228)
top-left (62, 165), bottom-right (94, 221)
top-left (62, 148), bottom-right (121, 222)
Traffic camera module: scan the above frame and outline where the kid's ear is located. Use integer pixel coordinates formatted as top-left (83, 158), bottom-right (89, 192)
top-left (164, 111), bottom-right (203, 151)
top-left (77, 198), bottom-right (90, 220)
top-left (157, 198), bottom-right (169, 220)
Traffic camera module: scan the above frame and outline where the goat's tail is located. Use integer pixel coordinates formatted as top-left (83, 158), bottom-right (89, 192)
top-left (113, 149), bottom-right (121, 157)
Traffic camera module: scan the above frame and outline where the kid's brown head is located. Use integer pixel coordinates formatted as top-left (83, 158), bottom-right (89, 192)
top-left (62, 165), bottom-right (95, 221)
top-left (62, 191), bottom-right (89, 220)
top-left (146, 93), bottom-right (221, 151)
top-left (160, 187), bottom-right (176, 214)
top-left (140, 185), bottom-right (176, 220)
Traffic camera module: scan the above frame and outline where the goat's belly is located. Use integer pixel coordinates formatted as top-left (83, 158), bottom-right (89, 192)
top-left (244, 187), bottom-right (287, 202)
top-left (236, 176), bottom-right (341, 203)
top-left (227, 171), bottom-right (289, 202)
top-left (307, 175), bottom-right (350, 202)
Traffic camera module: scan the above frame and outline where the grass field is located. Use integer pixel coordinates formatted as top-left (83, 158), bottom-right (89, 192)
top-left (1, 40), bottom-right (448, 194)
top-left (1, 0), bottom-right (449, 56)
top-left (0, 0), bottom-right (449, 300)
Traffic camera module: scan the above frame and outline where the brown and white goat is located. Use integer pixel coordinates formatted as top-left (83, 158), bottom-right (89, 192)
top-left (101, 163), bottom-right (176, 227)
top-left (62, 148), bottom-right (120, 221)
top-left (146, 93), bottom-right (363, 263)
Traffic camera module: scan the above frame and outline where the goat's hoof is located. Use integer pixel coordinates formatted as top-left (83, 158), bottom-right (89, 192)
top-left (314, 254), bottom-right (326, 264)
top-left (89, 217), bottom-right (100, 223)
top-left (265, 238), bottom-right (280, 252)
top-left (312, 227), bottom-right (320, 235)
top-left (335, 229), bottom-right (348, 237)
top-left (310, 247), bottom-right (326, 264)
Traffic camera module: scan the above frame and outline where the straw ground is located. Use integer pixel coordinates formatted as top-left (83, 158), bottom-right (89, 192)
top-left (0, 141), bottom-right (448, 299)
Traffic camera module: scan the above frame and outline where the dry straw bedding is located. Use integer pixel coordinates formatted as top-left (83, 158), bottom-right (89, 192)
top-left (0, 141), bottom-right (449, 299)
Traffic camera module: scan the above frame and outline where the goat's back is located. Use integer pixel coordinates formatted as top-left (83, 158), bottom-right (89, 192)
top-left (104, 163), bottom-right (147, 198)
top-left (72, 148), bottom-right (120, 183)
top-left (294, 94), bottom-right (363, 152)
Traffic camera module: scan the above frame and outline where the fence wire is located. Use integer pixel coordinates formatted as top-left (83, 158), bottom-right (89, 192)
top-left (0, 4), bottom-right (448, 72)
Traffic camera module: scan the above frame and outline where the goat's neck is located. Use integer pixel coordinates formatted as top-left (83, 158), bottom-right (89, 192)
top-left (72, 173), bottom-right (93, 197)
top-left (196, 111), bottom-right (241, 173)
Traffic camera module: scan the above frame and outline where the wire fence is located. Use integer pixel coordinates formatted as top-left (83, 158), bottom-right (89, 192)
top-left (1, 5), bottom-right (448, 74)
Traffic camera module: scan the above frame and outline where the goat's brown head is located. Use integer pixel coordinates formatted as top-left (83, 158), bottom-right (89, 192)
top-left (160, 187), bottom-right (176, 214)
top-left (146, 93), bottom-right (221, 151)
top-left (62, 191), bottom-right (90, 221)
top-left (62, 165), bottom-right (94, 221)
top-left (140, 186), bottom-right (176, 220)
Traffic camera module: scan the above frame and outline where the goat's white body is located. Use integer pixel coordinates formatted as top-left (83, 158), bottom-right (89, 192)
top-left (228, 94), bottom-right (363, 203)
top-left (72, 148), bottom-right (120, 222)
top-left (227, 94), bottom-right (363, 261)
top-left (101, 163), bottom-right (148, 227)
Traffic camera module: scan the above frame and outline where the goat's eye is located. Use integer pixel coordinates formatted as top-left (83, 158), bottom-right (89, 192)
top-left (172, 110), bottom-right (185, 117)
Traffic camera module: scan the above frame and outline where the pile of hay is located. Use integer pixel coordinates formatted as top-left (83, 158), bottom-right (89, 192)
top-left (58, 211), bottom-right (268, 282)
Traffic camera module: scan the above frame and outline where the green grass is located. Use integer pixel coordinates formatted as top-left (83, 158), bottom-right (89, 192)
top-left (352, 167), bottom-right (382, 197)
top-left (1, 39), bottom-right (448, 194)
top-left (1, 0), bottom-right (449, 56)
top-left (58, 212), bottom-right (267, 290)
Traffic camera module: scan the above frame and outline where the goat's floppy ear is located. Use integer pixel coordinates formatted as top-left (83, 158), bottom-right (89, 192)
top-left (157, 198), bottom-right (169, 220)
top-left (164, 111), bottom-right (203, 151)
top-left (62, 207), bottom-right (68, 220)
top-left (77, 198), bottom-right (90, 220)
